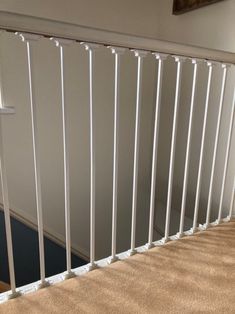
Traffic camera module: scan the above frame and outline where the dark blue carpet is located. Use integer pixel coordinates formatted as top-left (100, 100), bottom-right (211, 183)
top-left (0, 210), bottom-right (86, 287)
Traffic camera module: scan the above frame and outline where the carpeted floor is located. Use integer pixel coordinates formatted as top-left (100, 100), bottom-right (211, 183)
top-left (1, 220), bottom-right (235, 314)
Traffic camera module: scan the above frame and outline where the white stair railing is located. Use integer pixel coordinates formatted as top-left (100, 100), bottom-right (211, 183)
top-left (109, 46), bottom-right (126, 263)
top-left (205, 64), bottom-right (229, 228)
top-left (0, 55), bottom-right (19, 299)
top-left (217, 87), bottom-right (235, 223)
top-left (130, 50), bottom-right (148, 255)
top-left (163, 56), bottom-right (185, 243)
top-left (192, 61), bottom-right (214, 232)
top-left (147, 53), bottom-right (167, 249)
top-left (81, 42), bottom-right (101, 271)
top-left (178, 59), bottom-right (199, 238)
top-left (52, 38), bottom-right (76, 278)
top-left (228, 175), bottom-right (235, 220)
top-left (0, 11), bottom-right (234, 303)
top-left (17, 32), bottom-right (49, 289)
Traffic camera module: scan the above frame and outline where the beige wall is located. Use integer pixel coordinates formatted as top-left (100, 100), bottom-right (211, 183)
top-left (0, 0), bottom-right (235, 52)
top-left (153, 0), bottom-right (235, 222)
top-left (0, 0), bottom-right (234, 261)
top-left (0, 0), bottom-right (161, 38)
top-left (154, 0), bottom-right (235, 53)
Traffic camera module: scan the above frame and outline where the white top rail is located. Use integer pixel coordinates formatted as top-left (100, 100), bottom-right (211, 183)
top-left (0, 11), bottom-right (235, 64)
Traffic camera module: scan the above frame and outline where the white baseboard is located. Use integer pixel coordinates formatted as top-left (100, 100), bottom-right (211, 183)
top-left (0, 204), bottom-right (89, 262)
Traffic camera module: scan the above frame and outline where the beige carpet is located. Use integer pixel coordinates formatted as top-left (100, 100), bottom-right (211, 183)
top-left (1, 221), bottom-right (235, 314)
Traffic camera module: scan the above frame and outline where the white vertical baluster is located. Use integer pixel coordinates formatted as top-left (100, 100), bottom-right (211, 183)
top-left (177, 59), bottom-right (200, 238)
top-left (52, 38), bottom-right (75, 278)
top-left (130, 50), bottom-right (148, 255)
top-left (192, 61), bottom-right (214, 233)
top-left (81, 42), bottom-right (100, 270)
top-left (228, 175), bottom-right (235, 220)
top-left (18, 33), bottom-right (49, 287)
top-left (205, 63), bottom-right (229, 228)
top-left (217, 86), bottom-right (235, 223)
top-left (0, 117), bottom-right (19, 299)
top-left (108, 46), bottom-right (125, 263)
top-left (0, 32), bottom-right (20, 299)
top-left (163, 56), bottom-right (185, 243)
top-left (146, 53), bottom-right (168, 249)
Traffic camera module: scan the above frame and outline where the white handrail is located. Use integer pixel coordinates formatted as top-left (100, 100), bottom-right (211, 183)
top-left (0, 12), bottom-right (234, 303)
top-left (0, 15), bottom-right (235, 302)
top-left (0, 11), bottom-right (235, 64)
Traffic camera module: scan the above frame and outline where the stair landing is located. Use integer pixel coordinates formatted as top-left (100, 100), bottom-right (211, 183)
top-left (1, 220), bottom-right (235, 313)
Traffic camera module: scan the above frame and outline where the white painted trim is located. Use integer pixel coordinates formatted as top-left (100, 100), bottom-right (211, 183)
top-left (0, 204), bottom-right (89, 261)
top-left (0, 11), bottom-right (235, 63)
top-left (0, 217), bottom-right (231, 303)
